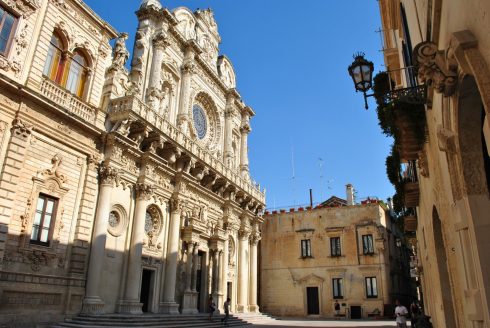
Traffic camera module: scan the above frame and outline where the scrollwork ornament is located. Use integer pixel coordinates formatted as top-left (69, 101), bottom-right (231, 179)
top-left (11, 118), bottom-right (33, 139)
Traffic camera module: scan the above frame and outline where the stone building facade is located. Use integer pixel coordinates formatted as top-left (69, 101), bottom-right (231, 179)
top-left (378, 0), bottom-right (490, 327)
top-left (260, 198), bottom-right (410, 318)
top-left (0, 0), bottom-right (265, 325)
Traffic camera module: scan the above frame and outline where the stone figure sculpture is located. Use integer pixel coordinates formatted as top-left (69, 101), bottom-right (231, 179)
top-left (110, 32), bottom-right (129, 71)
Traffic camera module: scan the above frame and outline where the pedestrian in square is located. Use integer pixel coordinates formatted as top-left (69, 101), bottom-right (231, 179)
top-left (221, 297), bottom-right (231, 326)
top-left (208, 296), bottom-right (215, 321)
top-left (395, 299), bottom-right (409, 328)
top-left (334, 300), bottom-right (341, 319)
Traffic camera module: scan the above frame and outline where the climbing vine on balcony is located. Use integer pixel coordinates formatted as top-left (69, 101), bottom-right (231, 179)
top-left (373, 71), bottom-right (426, 214)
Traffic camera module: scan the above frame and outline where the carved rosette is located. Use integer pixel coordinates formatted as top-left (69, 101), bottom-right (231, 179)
top-left (99, 166), bottom-right (119, 186)
top-left (135, 183), bottom-right (154, 201)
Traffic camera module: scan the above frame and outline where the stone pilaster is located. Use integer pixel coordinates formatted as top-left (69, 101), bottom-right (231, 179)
top-left (191, 244), bottom-right (199, 292)
top-left (237, 228), bottom-right (250, 313)
top-left (177, 46), bottom-right (196, 134)
top-left (159, 197), bottom-right (183, 314)
top-left (248, 233), bottom-right (260, 313)
top-left (239, 125), bottom-right (250, 177)
top-left (82, 166), bottom-right (119, 314)
top-left (224, 89), bottom-right (238, 166)
top-left (117, 183), bottom-right (153, 314)
top-left (146, 33), bottom-right (169, 112)
top-left (211, 249), bottom-right (222, 309)
top-left (182, 242), bottom-right (199, 314)
top-left (221, 236), bottom-right (229, 306)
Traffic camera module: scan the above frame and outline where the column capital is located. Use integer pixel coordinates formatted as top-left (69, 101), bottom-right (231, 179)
top-left (135, 183), bottom-right (154, 200)
top-left (238, 228), bottom-right (251, 240)
top-left (99, 166), bottom-right (119, 186)
top-left (170, 197), bottom-right (186, 214)
top-left (152, 32), bottom-right (170, 49)
top-left (249, 232), bottom-right (261, 246)
top-left (240, 124), bottom-right (251, 134)
top-left (181, 61), bottom-right (196, 74)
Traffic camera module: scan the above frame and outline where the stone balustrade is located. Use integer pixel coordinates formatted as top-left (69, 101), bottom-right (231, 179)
top-left (109, 95), bottom-right (265, 204)
top-left (40, 77), bottom-right (97, 124)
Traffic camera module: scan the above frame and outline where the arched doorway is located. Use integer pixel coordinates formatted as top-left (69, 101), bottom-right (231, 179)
top-left (452, 75), bottom-right (490, 322)
top-left (432, 207), bottom-right (457, 328)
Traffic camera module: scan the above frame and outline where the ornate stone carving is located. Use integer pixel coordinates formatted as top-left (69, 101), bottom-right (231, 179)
top-left (152, 32), bottom-right (170, 49)
top-left (418, 151), bottom-right (429, 178)
top-left (437, 125), bottom-right (457, 154)
top-left (99, 166), bottom-right (119, 186)
top-left (135, 183), bottom-right (154, 200)
top-left (4, 0), bottom-right (38, 18)
top-left (413, 41), bottom-right (458, 96)
top-left (11, 118), bottom-right (33, 139)
top-left (109, 33), bottom-right (130, 72)
top-left (37, 154), bottom-right (67, 185)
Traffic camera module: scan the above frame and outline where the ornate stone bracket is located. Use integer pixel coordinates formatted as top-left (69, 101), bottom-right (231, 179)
top-left (413, 41), bottom-right (458, 97)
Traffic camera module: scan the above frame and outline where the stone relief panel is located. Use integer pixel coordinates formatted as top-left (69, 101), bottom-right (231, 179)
top-left (217, 56), bottom-right (236, 89)
top-left (174, 7), bottom-right (196, 41)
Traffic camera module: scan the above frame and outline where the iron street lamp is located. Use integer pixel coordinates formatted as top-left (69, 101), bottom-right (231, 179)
top-left (348, 52), bottom-right (375, 109)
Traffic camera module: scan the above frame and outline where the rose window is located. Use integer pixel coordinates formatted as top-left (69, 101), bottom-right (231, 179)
top-left (193, 104), bottom-right (207, 139)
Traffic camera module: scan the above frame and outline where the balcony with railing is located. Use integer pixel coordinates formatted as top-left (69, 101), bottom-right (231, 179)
top-left (40, 77), bottom-right (98, 125)
top-left (109, 95), bottom-right (265, 204)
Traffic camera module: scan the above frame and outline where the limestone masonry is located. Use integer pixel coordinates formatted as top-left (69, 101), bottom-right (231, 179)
top-left (0, 0), bottom-right (265, 325)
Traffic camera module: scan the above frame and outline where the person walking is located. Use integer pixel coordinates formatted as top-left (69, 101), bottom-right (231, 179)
top-left (334, 300), bottom-right (341, 320)
top-left (395, 299), bottom-right (409, 328)
top-left (208, 296), bottom-right (216, 321)
top-left (410, 302), bottom-right (421, 328)
top-left (221, 297), bottom-right (231, 326)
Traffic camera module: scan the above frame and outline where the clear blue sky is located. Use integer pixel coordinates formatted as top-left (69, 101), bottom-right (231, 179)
top-left (85, 0), bottom-right (394, 209)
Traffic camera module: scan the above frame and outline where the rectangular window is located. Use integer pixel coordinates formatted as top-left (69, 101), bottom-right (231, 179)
top-left (332, 278), bottom-right (343, 299)
top-left (30, 194), bottom-right (58, 246)
top-left (0, 6), bottom-right (17, 56)
top-left (362, 234), bottom-right (374, 254)
top-left (301, 239), bottom-right (311, 258)
top-left (330, 237), bottom-right (341, 256)
top-left (365, 277), bottom-right (378, 298)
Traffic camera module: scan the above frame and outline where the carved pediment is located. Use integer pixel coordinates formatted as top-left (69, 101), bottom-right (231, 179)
top-left (297, 273), bottom-right (325, 284)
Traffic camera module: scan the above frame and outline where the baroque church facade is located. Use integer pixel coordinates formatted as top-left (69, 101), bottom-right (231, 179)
top-left (0, 0), bottom-right (265, 325)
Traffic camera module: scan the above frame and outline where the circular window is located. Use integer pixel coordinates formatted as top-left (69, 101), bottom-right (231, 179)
top-left (109, 211), bottom-right (120, 228)
top-left (107, 205), bottom-right (128, 237)
top-left (145, 206), bottom-right (162, 237)
top-left (193, 104), bottom-right (207, 139)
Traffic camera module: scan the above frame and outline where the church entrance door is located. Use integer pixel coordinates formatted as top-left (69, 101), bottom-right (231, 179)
top-left (306, 287), bottom-right (319, 315)
top-left (140, 269), bottom-right (154, 312)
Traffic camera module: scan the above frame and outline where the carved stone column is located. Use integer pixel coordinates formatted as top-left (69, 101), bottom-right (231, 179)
top-left (237, 229), bottom-right (250, 313)
top-left (211, 249), bottom-right (222, 313)
top-left (118, 183), bottom-right (153, 314)
top-left (146, 33), bottom-right (169, 111)
top-left (160, 197), bottom-right (183, 314)
top-left (191, 244), bottom-right (199, 292)
top-left (224, 89), bottom-right (238, 166)
top-left (221, 236), bottom-right (229, 307)
top-left (248, 233), bottom-right (260, 313)
top-left (182, 242), bottom-right (199, 314)
top-left (82, 166), bottom-right (119, 314)
top-left (177, 46), bottom-right (196, 134)
top-left (239, 125), bottom-right (250, 177)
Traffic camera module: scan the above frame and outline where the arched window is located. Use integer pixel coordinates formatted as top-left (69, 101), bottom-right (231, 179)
top-left (43, 32), bottom-right (90, 99)
top-left (65, 50), bottom-right (88, 98)
top-left (43, 33), bottom-right (65, 84)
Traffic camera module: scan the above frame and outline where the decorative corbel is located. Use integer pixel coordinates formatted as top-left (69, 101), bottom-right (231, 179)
top-left (437, 125), bottom-right (457, 154)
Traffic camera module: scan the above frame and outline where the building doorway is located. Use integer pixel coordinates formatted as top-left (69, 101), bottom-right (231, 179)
top-left (227, 281), bottom-right (232, 301)
top-left (140, 269), bottom-right (154, 313)
top-left (432, 208), bottom-right (456, 328)
top-left (196, 251), bottom-right (204, 311)
top-left (350, 305), bottom-right (362, 319)
top-left (306, 287), bottom-right (319, 315)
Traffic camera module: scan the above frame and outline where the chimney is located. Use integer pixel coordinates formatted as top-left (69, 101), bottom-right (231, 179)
top-left (346, 184), bottom-right (355, 206)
